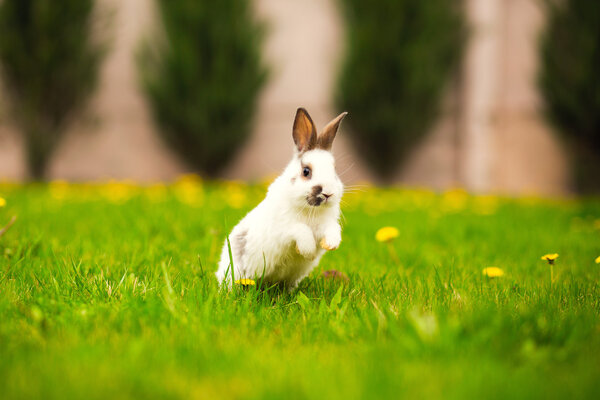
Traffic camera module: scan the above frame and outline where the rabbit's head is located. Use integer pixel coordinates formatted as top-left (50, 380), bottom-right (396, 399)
top-left (279, 108), bottom-right (347, 211)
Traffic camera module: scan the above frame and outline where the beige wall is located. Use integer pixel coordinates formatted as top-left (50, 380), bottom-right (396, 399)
top-left (459, 0), bottom-right (568, 194)
top-left (491, 0), bottom-right (568, 194)
top-left (0, 0), bottom-right (569, 194)
top-left (0, 79), bottom-right (24, 180)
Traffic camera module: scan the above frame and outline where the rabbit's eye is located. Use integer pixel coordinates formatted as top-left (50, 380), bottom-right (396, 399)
top-left (302, 166), bottom-right (312, 179)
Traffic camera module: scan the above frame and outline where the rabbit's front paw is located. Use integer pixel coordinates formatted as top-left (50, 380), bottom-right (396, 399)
top-left (320, 233), bottom-right (341, 251)
top-left (319, 238), bottom-right (337, 251)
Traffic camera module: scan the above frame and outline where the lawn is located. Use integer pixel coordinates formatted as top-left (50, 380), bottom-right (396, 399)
top-left (1, 178), bottom-right (599, 399)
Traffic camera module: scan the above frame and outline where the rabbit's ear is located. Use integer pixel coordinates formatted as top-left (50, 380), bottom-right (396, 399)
top-left (317, 112), bottom-right (348, 151)
top-left (293, 108), bottom-right (317, 152)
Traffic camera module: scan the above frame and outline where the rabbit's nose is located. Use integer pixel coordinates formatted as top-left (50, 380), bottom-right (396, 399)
top-left (322, 193), bottom-right (332, 199)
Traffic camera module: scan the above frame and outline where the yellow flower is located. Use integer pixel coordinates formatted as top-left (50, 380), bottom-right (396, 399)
top-left (235, 279), bottom-right (256, 286)
top-left (482, 267), bottom-right (504, 278)
top-left (173, 174), bottom-right (204, 206)
top-left (541, 253), bottom-right (559, 262)
top-left (49, 180), bottom-right (70, 200)
top-left (376, 226), bottom-right (399, 242)
top-left (442, 188), bottom-right (468, 213)
top-left (223, 181), bottom-right (247, 209)
top-left (0, 197), bottom-right (5, 207)
top-left (100, 180), bottom-right (137, 204)
top-left (595, 256), bottom-right (600, 264)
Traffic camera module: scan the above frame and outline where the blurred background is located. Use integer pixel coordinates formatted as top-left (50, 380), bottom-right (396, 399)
top-left (0, 0), bottom-right (598, 195)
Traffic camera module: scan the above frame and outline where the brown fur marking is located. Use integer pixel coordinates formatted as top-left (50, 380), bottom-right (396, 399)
top-left (306, 185), bottom-right (323, 206)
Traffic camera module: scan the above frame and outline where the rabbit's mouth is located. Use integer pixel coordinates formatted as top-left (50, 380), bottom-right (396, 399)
top-left (306, 193), bottom-right (332, 207)
top-left (306, 185), bottom-right (334, 207)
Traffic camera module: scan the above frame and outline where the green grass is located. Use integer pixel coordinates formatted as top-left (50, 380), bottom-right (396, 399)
top-left (1, 181), bottom-right (599, 399)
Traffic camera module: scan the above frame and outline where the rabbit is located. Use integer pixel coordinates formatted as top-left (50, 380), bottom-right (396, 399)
top-left (215, 108), bottom-right (348, 289)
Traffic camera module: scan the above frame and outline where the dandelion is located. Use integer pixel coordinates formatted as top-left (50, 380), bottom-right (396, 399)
top-left (595, 256), bottom-right (600, 264)
top-left (441, 188), bottom-right (468, 213)
top-left (482, 267), bottom-right (504, 278)
top-left (541, 253), bottom-right (559, 286)
top-left (223, 181), bottom-right (247, 209)
top-left (100, 180), bottom-right (137, 204)
top-left (48, 180), bottom-right (70, 201)
top-left (173, 174), bottom-right (204, 206)
top-left (235, 278), bottom-right (256, 287)
top-left (376, 226), bottom-right (399, 264)
top-left (376, 227), bottom-right (399, 242)
top-left (541, 253), bottom-right (559, 264)
top-left (0, 197), bottom-right (5, 208)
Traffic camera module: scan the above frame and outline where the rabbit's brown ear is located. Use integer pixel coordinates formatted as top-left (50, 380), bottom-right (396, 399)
top-left (293, 108), bottom-right (317, 152)
top-left (317, 112), bottom-right (348, 151)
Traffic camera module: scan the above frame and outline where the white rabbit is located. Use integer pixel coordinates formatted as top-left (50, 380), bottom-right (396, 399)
top-left (215, 108), bottom-right (348, 289)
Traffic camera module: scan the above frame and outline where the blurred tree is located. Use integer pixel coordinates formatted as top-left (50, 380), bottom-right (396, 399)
top-left (540, 0), bottom-right (600, 192)
top-left (139, 0), bottom-right (267, 177)
top-left (0, 0), bottom-right (104, 179)
top-left (336, 0), bottom-right (464, 180)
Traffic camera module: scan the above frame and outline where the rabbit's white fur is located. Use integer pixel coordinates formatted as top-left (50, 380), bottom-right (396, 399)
top-left (215, 108), bottom-right (347, 289)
